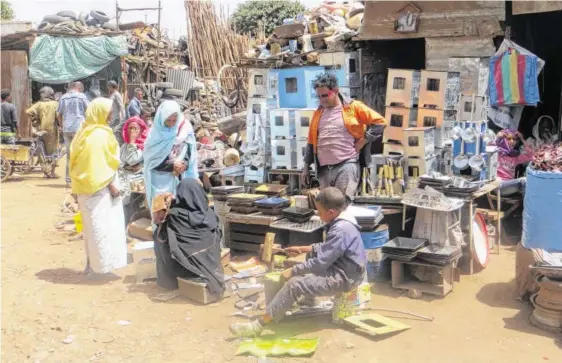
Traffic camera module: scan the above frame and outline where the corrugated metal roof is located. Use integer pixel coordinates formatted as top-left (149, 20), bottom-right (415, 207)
top-left (166, 68), bottom-right (195, 98)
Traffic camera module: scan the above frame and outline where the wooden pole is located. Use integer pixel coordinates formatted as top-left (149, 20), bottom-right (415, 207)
top-left (156, 0), bottom-right (162, 82)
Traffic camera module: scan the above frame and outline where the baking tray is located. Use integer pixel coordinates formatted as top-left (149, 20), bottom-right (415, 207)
top-left (383, 237), bottom-right (428, 252)
top-left (283, 206), bottom-right (315, 217)
top-left (254, 197), bottom-right (291, 208)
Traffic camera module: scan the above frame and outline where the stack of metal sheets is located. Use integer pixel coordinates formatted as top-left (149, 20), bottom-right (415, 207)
top-left (348, 205), bottom-right (383, 231)
top-left (254, 197), bottom-right (291, 215)
top-left (282, 207), bottom-right (315, 223)
top-left (382, 237), bottom-right (428, 262)
top-left (416, 245), bottom-right (462, 266)
top-left (227, 193), bottom-right (266, 213)
top-left (211, 186), bottom-right (245, 202)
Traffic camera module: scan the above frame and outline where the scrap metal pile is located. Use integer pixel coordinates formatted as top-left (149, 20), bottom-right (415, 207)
top-left (241, 1), bottom-right (365, 67)
top-left (530, 265), bottom-right (562, 333)
top-left (531, 143), bottom-right (562, 172)
top-left (126, 27), bottom-right (188, 83)
top-left (36, 10), bottom-right (126, 35)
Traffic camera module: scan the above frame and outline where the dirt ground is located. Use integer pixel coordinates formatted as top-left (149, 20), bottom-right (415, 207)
top-left (1, 166), bottom-right (561, 363)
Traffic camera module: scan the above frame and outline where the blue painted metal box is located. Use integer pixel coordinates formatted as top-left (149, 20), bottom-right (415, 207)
top-left (277, 66), bottom-right (347, 109)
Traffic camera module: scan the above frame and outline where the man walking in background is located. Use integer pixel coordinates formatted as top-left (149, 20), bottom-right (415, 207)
top-left (108, 80), bottom-right (126, 144)
top-left (127, 88), bottom-right (143, 118)
top-left (57, 81), bottom-right (89, 186)
top-left (1, 89), bottom-right (18, 144)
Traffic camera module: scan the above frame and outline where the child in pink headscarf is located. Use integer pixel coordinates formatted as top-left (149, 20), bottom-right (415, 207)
top-left (495, 129), bottom-right (534, 195)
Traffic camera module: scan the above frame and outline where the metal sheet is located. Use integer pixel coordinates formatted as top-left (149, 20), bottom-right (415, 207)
top-left (166, 68), bottom-right (195, 98)
top-left (1, 51), bottom-right (31, 138)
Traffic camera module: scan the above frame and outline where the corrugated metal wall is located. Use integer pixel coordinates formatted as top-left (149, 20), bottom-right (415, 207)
top-left (166, 68), bottom-right (195, 98)
top-left (1, 51), bottom-right (31, 138)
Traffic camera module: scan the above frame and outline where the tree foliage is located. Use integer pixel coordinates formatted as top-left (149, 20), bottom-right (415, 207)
top-left (1, 0), bottom-right (14, 20)
top-left (231, 0), bottom-right (306, 36)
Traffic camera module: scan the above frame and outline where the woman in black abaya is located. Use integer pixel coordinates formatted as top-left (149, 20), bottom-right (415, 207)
top-left (152, 178), bottom-right (225, 299)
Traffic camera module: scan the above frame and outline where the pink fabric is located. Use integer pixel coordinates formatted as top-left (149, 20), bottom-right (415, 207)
top-left (122, 116), bottom-right (149, 150)
top-left (316, 104), bottom-right (358, 166)
top-left (497, 144), bottom-right (534, 180)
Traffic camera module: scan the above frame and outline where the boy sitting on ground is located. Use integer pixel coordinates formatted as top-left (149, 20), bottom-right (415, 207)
top-left (229, 187), bottom-right (367, 337)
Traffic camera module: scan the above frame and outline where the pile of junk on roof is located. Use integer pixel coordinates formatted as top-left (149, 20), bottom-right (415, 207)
top-left (240, 1), bottom-right (364, 67)
top-left (28, 8), bottom-right (230, 148)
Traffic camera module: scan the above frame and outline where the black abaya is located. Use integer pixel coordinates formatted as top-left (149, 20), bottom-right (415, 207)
top-left (154, 179), bottom-right (225, 295)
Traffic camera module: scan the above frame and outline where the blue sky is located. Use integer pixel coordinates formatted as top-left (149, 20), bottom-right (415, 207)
top-left (9, 0), bottom-right (319, 40)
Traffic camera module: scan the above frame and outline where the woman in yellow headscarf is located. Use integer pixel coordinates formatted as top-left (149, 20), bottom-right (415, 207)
top-left (69, 98), bottom-right (127, 275)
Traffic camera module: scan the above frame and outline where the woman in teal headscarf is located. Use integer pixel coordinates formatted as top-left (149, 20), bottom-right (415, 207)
top-left (143, 100), bottom-right (198, 212)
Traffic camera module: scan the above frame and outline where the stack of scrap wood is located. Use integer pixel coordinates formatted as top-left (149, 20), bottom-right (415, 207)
top-left (184, 0), bottom-right (249, 110)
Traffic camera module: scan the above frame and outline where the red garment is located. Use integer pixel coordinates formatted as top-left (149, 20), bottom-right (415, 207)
top-left (122, 116), bottom-right (149, 150)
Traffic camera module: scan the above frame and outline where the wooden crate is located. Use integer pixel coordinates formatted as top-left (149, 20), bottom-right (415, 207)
top-left (383, 106), bottom-right (418, 143)
top-left (391, 260), bottom-right (455, 297)
top-left (385, 69), bottom-right (420, 107)
top-left (419, 70), bottom-right (448, 109)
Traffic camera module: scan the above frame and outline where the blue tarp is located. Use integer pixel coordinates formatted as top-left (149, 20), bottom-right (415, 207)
top-left (522, 167), bottom-right (562, 252)
top-left (29, 35), bottom-right (128, 84)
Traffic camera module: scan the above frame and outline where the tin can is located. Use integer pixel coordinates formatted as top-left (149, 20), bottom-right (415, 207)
top-left (309, 21), bottom-right (318, 34)
top-left (289, 40), bottom-right (298, 52)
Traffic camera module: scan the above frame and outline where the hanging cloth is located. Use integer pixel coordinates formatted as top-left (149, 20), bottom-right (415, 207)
top-left (489, 48), bottom-right (540, 107)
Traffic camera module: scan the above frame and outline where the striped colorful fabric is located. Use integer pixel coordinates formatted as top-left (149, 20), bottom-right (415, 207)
top-left (489, 49), bottom-right (540, 106)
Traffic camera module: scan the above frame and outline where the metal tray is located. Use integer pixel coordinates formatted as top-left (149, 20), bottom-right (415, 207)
top-left (530, 264), bottom-right (562, 280)
top-left (383, 237), bottom-right (428, 251)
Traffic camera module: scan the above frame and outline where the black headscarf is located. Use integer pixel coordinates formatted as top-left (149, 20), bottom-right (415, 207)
top-left (155, 178), bottom-right (224, 295)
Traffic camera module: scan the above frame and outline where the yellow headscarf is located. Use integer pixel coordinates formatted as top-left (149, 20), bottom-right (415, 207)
top-left (69, 98), bottom-right (120, 195)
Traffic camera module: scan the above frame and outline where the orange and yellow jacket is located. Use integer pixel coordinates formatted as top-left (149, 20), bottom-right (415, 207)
top-left (303, 94), bottom-right (387, 168)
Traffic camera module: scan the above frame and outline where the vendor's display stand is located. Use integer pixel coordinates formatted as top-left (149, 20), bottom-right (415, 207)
top-left (400, 179), bottom-right (500, 274)
top-left (225, 212), bottom-right (284, 252)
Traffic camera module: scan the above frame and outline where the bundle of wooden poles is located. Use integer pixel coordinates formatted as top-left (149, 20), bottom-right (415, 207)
top-left (185, 1), bottom-right (254, 110)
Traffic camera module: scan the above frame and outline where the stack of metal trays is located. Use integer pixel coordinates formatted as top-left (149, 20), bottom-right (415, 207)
top-left (418, 174), bottom-right (452, 191)
top-left (441, 177), bottom-right (481, 198)
top-left (282, 206), bottom-right (315, 223)
top-left (254, 184), bottom-right (288, 197)
top-left (416, 245), bottom-right (462, 266)
top-left (348, 205), bottom-right (383, 231)
top-left (227, 193), bottom-right (266, 213)
top-left (254, 197), bottom-right (291, 215)
top-left (211, 186), bottom-right (245, 201)
top-left (382, 237), bottom-right (428, 262)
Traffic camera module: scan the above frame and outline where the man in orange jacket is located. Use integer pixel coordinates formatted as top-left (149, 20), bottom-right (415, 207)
top-left (302, 73), bottom-right (387, 200)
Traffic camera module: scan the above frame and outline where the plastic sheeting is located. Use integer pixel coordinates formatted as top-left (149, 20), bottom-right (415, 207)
top-left (522, 167), bottom-right (562, 252)
top-left (29, 35), bottom-right (128, 84)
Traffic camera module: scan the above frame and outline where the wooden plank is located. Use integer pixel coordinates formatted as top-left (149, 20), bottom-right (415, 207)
top-left (230, 232), bottom-right (265, 244)
top-left (0, 51), bottom-right (31, 138)
top-left (226, 212), bottom-right (282, 226)
top-left (261, 232), bottom-right (275, 263)
top-left (512, 1), bottom-right (562, 15)
top-left (425, 37), bottom-right (496, 62)
top-left (359, 1), bottom-right (505, 40)
top-left (230, 241), bottom-right (262, 253)
top-left (230, 223), bottom-right (272, 235)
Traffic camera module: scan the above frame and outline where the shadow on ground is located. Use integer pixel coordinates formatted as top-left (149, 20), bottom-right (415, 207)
top-left (35, 268), bottom-right (120, 285)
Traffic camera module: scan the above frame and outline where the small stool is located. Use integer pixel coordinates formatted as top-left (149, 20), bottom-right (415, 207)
top-left (332, 282), bottom-right (371, 323)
